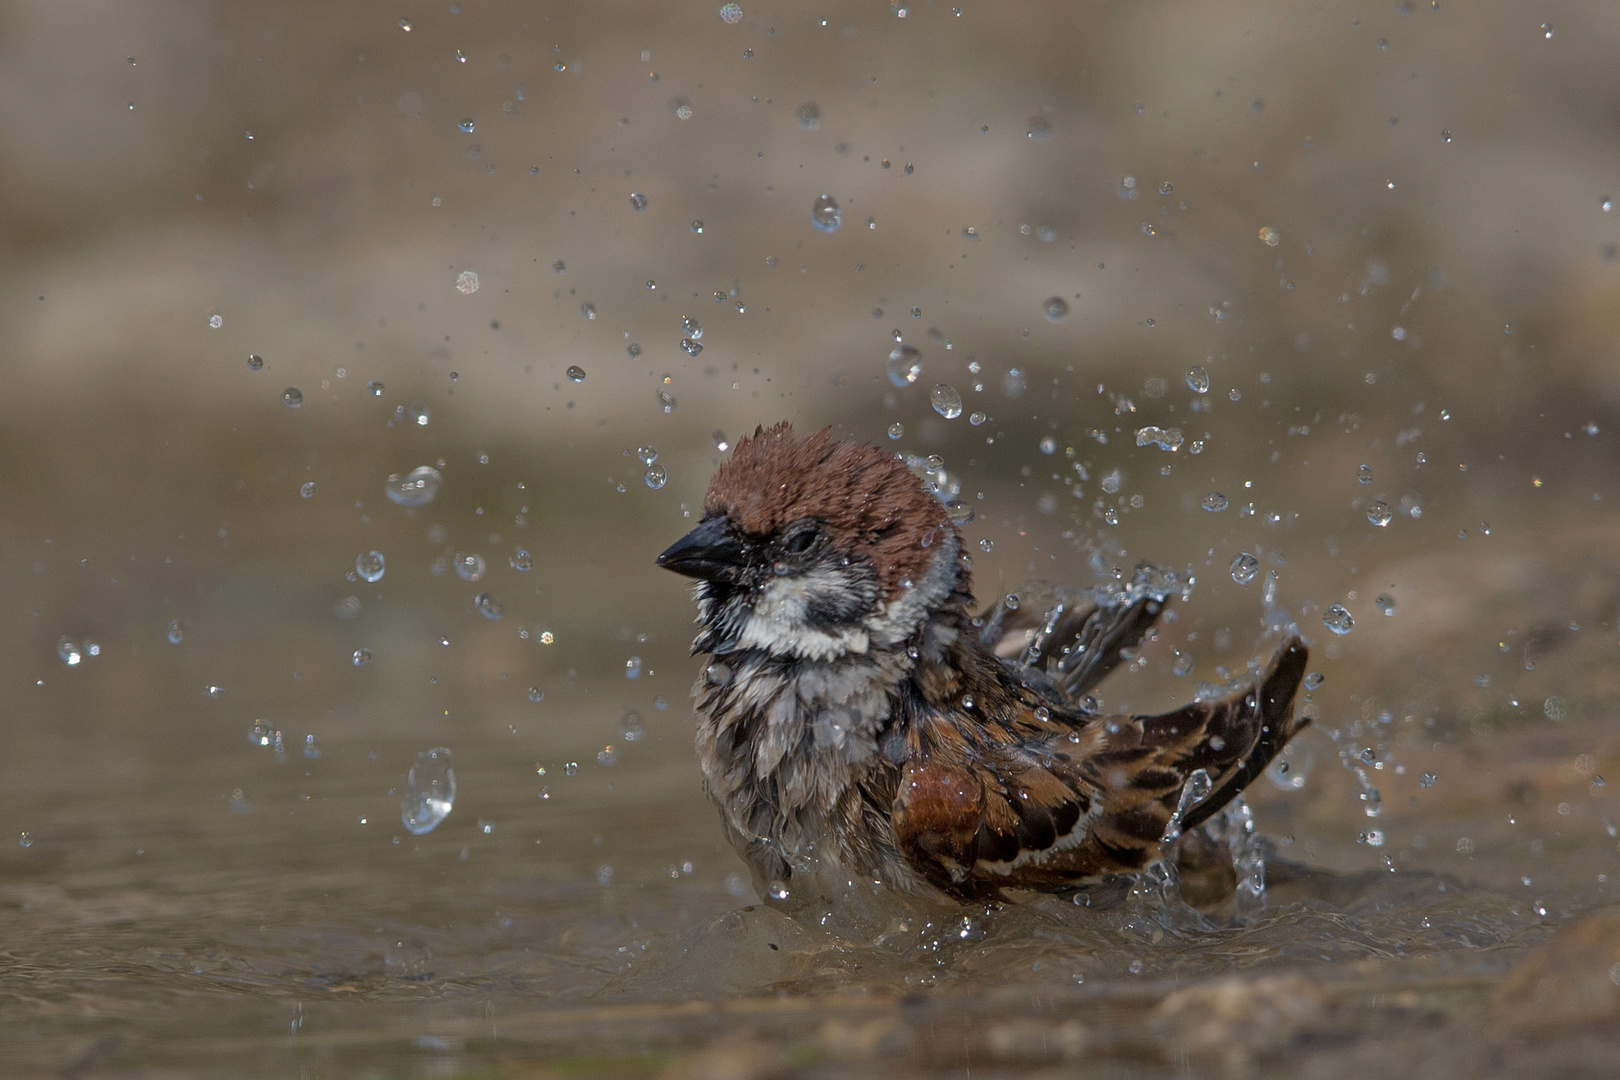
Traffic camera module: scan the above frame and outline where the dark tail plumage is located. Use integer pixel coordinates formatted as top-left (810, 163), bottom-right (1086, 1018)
top-left (1168, 637), bottom-right (1310, 833)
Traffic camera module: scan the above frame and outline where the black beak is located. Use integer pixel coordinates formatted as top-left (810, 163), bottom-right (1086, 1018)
top-left (657, 516), bottom-right (749, 582)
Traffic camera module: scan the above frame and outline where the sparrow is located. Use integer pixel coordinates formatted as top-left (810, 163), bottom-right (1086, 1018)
top-left (658, 423), bottom-right (1309, 904)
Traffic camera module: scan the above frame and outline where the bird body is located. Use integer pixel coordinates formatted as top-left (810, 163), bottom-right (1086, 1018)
top-left (659, 424), bottom-right (1309, 904)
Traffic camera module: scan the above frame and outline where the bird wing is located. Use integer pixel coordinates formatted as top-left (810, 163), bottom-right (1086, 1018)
top-left (890, 637), bottom-right (1309, 900)
top-left (976, 566), bottom-right (1177, 706)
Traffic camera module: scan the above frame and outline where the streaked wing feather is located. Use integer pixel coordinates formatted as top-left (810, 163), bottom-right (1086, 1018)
top-left (890, 636), bottom-right (1309, 897)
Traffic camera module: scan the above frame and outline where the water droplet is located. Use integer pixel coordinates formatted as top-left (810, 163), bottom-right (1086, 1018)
top-left (1172, 651), bottom-right (1194, 676)
top-left (718, 2), bottom-right (744, 24)
top-left (562, 761), bottom-right (580, 777)
top-left (401, 748), bottom-right (456, 835)
top-left (57, 637), bottom-right (83, 666)
top-left (1183, 366), bottom-right (1210, 395)
top-left (356, 550), bottom-right (386, 582)
top-left (579, 301), bottom-right (596, 320)
top-left (930, 383), bottom-right (964, 419)
top-left (625, 656), bottom-right (643, 680)
top-left (455, 270), bottom-right (479, 294)
top-left (353, 648), bottom-right (371, 666)
top-left (566, 365), bottom-right (587, 382)
top-left (706, 662), bottom-right (732, 686)
top-left (454, 552), bottom-right (486, 581)
top-left (527, 685), bottom-right (545, 702)
top-left (945, 500), bottom-right (974, 525)
top-left (597, 745), bottom-right (618, 768)
top-left (1202, 492), bottom-right (1229, 512)
top-left (1419, 771), bottom-right (1437, 788)
top-left (644, 465), bottom-right (668, 489)
top-left (246, 354), bottom-right (264, 371)
top-left (1042, 296), bottom-right (1069, 322)
top-left (1540, 22), bottom-right (1553, 39)
top-left (885, 345), bottom-right (924, 387)
top-left (811, 194), bottom-right (842, 232)
top-left (281, 387), bottom-right (304, 409)
top-left (979, 538), bottom-right (994, 552)
top-left (510, 549), bottom-right (533, 572)
top-left (1135, 425), bottom-right (1184, 451)
top-left (680, 338), bottom-right (703, 356)
top-left (1229, 553), bottom-right (1260, 584)
top-left (1375, 593), bottom-right (1396, 616)
top-left (1304, 672), bottom-right (1324, 690)
top-left (457, 117), bottom-right (475, 133)
top-left (657, 390), bottom-right (677, 413)
top-left (303, 734), bottom-right (323, 760)
top-left (1258, 226), bottom-right (1280, 247)
top-left (385, 465), bottom-right (443, 507)
top-left (474, 592), bottom-right (503, 620)
top-left (1025, 116), bottom-right (1052, 141)
top-left (795, 101), bottom-right (821, 130)
top-left (1322, 604), bottom-right (1355, 635)
top-left (1357, 464), bottom-right (1373, 485)
top-left (887, 422), bottom-right (905, 440)
top-left (1367, 500), bottom-right (1393, 527)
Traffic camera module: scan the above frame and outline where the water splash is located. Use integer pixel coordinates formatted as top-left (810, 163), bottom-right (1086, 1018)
top-left (402, 748), bottom-right (456, 835)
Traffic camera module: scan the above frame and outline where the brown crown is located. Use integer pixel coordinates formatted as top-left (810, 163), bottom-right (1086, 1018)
top-left (705, 423), bottom-right (956, 596)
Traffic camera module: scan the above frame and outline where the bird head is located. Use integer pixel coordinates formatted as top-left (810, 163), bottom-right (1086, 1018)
top-left (658, 423), bottom-right (963, 661)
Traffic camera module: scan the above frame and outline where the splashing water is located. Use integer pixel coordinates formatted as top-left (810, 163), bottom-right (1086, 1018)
top-left (810, 194), bottom-right (841, 232)
top-left (930, 383), bottom-right (963, 419)
top-left (1160, 768), bottom-right (1212, 844)
top-left (886, 345), bottom-right (923, 387)
top-left (1135, 426), bottom-right (1184, 451)
top-left (385, 466), bottom-right (442, 507)
top-left (401, 748), bottom-right (456, 835)
top-left (355, 551), bottom-right (385, 582)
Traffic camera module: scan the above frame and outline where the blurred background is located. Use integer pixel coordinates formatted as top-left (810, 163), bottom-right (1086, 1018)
top-left (4, 0), bottom-right (1620, 1075)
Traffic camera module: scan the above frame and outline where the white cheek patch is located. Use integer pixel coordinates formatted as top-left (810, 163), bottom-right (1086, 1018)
top-left (720, 530), bottom-right (961, 662)
top-left (736, 571), bottom-right (871, 661)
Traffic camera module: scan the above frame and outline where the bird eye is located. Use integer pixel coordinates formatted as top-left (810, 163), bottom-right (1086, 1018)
top-left (782, 527), bottom-right (818, 555)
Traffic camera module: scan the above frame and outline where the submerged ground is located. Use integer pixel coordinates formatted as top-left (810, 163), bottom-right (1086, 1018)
top-left (3, 0), bottom-right (1620, 1075)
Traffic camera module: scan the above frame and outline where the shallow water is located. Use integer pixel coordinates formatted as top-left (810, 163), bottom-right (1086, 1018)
top-left (6, 0), bottom-right (1620, 1076)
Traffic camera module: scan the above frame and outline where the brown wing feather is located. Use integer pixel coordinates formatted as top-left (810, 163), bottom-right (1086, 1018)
top-left (977, 570), bottom-right (1173, 706)
top-left (889, 636), bottom-right (1309, 898)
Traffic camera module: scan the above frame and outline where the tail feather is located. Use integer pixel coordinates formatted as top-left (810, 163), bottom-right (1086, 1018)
top-left (1076, 635), bottom-right (1310, 863)
top-left (1178, 637), bottom-right (1310, 833)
